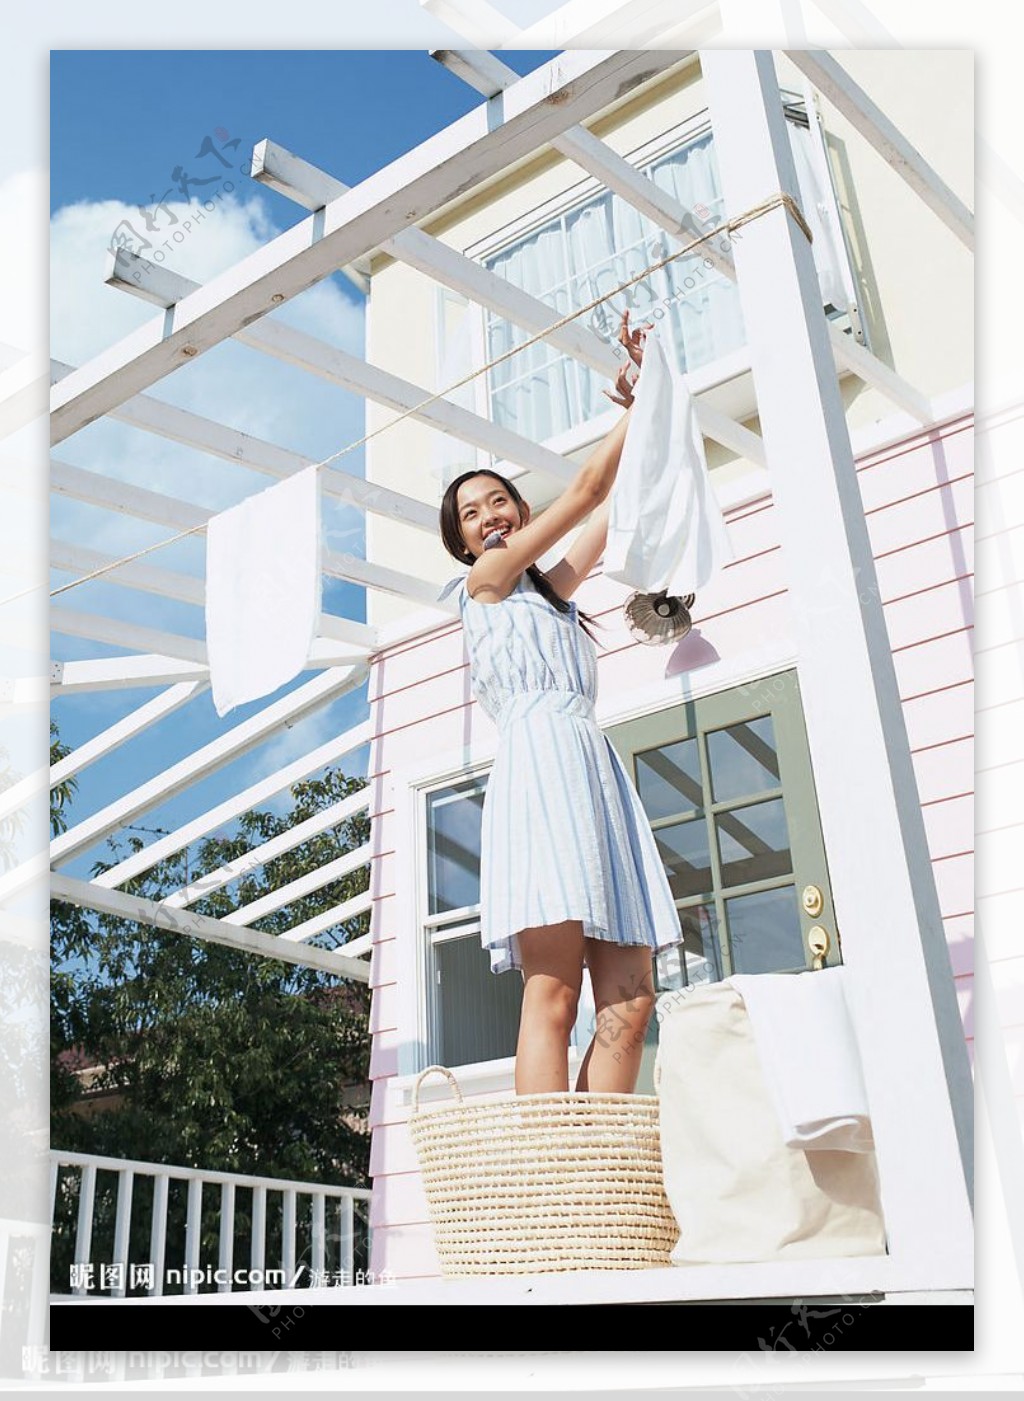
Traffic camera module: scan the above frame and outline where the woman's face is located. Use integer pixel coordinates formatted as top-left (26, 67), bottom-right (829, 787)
top-left (455, 475), bottom-right (529, 560)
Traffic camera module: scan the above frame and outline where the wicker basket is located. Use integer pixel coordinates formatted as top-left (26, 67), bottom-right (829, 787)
top-left (408, 1065), bottom-right (679, 1276)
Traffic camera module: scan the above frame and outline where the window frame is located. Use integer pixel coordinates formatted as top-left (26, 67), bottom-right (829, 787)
top-left (460, 93), bottom-right (864, 450)
top-left (416, 765), bottom-right (598, 1074)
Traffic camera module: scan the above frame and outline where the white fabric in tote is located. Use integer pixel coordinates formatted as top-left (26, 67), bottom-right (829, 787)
top-left (655, 980), bottom-right (886, 1265)
top-left (604, 329), bottom-right (733, 599)
top-left (728, 968), bottom-right (873, 1153)
top-left (206, 465), bottom-right (322, 717)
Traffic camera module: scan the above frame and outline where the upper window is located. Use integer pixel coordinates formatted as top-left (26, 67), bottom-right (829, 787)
top-left (473, 98), bottom-right (861, 445)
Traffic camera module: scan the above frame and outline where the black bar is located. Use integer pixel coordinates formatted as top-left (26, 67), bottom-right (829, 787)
top-left (50, 1300), bottom-right (973, 1353)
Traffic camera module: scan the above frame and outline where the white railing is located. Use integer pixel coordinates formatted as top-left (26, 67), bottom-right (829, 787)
top-left (50, 1150), bottom-right (372, 1299)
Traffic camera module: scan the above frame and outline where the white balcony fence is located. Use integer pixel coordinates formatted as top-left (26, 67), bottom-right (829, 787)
top-left (50, 1150), bottom-right (371, 1300)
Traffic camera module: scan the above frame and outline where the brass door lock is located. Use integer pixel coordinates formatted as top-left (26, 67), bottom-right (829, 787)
top-left (807, 925), bottom-right (830, 970)
top-left (801, 884), bottom-right (824, 918)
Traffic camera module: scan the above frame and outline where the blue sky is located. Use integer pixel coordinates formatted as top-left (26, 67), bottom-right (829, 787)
top-left (49, 47), bottom-right (554, 881)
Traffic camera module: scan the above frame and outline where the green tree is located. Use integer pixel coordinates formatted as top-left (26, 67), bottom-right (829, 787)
top-left (50, 734), bottom-right (373, 1291)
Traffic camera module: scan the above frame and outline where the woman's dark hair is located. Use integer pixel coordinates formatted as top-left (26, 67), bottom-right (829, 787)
top-left (440, 469), bottom-right (603, 645)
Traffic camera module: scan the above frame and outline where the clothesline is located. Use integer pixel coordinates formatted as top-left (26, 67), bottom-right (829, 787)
top-left (35, 190), bottom-right (812, 608)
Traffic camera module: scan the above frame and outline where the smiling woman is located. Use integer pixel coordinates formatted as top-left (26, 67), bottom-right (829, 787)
top-left (437, 314), bottom-right (686, 1098)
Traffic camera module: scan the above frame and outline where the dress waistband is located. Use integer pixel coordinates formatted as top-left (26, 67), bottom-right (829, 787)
top-left (497, 690), bottom-right (596, 728)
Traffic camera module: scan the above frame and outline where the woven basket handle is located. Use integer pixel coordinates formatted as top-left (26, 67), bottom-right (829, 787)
top-left (412, 1064), bottom-right (464, 1113)
top-left (653, 1056), bottom-right (662, 1092)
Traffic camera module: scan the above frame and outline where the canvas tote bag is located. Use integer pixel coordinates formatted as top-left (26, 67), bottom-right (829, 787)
top-left (655, 980), bottom-right (887, 1264)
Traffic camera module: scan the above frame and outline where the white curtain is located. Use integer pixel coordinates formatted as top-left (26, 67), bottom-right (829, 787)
top-left (483, 121), bottom-right (847, 442)
top-left (487, 221), bottom-right (574, 442)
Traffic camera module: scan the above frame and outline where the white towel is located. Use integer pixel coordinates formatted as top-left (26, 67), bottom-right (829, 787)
top-left (727, 968), bottom-right (874, 1152)
top-left (604, 328), bottom-right (734, 598)
top-left (205, 466), bottom-right (322, 717)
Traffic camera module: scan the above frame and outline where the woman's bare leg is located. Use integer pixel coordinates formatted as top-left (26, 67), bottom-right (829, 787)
top-left (514, 920), bottom-right (586, 1094)
top-left (575, 941), bottom-right (656, 1093)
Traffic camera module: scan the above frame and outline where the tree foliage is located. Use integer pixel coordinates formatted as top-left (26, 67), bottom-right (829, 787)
top-left (50, 739), bottom-right (372, 1190)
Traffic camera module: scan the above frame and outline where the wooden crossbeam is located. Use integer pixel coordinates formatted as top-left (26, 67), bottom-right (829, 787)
top-left (90, 720), bottom-right (373, 889)
top-left (434, 48), bottom-right (933, 426)
top-left (51, 51), bottom-right (687, 443)
top-left (51, 667), bottom-right (368, 866)
top-left (784, 50), bottom-right (974, 252)
top-left (50, 873), bottom-right (370, 980)
top-left (162, 788), bottom-right (370, 909)
top-left (51, 363), bottom-right (440, 534)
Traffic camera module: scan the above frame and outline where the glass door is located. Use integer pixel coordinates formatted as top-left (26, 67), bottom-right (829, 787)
top-left (607, 669), bottom-right (841, 1090)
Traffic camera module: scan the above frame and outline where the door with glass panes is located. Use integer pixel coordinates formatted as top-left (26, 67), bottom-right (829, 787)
top-left (607, 668), bottom-right (841, 1093)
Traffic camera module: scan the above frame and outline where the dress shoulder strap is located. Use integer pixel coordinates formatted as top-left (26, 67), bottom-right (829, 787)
top-left (437, 573), bottom-right (468, 605)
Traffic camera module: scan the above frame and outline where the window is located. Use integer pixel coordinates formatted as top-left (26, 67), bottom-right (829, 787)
top-left (422, 774), bottom-right (602, 1070)
top-left (423, 777), bottom-right (523, 1067)
top-left (474, 97), bottom-right (861, 443)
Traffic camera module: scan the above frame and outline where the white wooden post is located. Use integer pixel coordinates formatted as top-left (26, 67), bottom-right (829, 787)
top-left (110, 1168), bottom-right (134, 1298)
top-left (149, 1172), bottom-right (168, 1296)
top-left (183, 1176), bottom-right (202, 1294)
top-left (72, 1163), bottom-right (96, 1295)
top-left (700, 50), bottom-right (973, 1289)
top-left (218, 1181), bottom-right (235, 1293)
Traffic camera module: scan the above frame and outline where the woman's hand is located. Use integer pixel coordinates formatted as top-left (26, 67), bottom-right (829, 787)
top-left (601, 309), bottom-right (651, 409)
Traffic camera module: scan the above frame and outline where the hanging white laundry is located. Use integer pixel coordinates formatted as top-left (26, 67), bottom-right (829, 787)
top-left (727, 967), bottom-right (874, 1153)
top-left (604, 328), bottom-right (733, 598)
top-left (205, 465), bottom-right (322, 717)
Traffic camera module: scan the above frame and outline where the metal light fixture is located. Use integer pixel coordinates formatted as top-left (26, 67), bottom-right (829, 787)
top-left (623, 590), bottom-right (696, 645)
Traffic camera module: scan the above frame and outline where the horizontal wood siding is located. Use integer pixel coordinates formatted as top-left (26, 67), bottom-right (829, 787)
top-left (367, 415), bottom-right (975, 1278)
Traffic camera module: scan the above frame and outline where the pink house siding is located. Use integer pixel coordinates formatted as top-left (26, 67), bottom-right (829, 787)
top-left (365, 414), bottom-right (975, 1280)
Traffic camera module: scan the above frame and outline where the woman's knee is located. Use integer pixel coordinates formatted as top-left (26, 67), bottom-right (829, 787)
top-left (523, 976), bottom-right (580, 1038)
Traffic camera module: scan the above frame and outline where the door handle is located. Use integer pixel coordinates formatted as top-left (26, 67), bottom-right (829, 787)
top-left (807, 925), bottom-right (830, 969)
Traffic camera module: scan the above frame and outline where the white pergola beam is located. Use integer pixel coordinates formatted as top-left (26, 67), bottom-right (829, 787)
top-left (50, 540), bottom-right (385, 646)
top-left (322, 549), bottom-right (456, 613)
top-left (701, 48), bottom-right (972, 1286)
top-left (50, 681), bottom-right (209, 786)
top-left (162, 788), bottom-right (370, 909)
top-left (429, 47), bottom-right (521, 96)
top-left (52, 459), bottom-right (211, 533)
top-left (51, 608), bottom-right (364, 669)
top-left (253, 142), bottom-right (616, 377)
top-left (222, 843), bottom-right (371, 927)
top-left (278, 890), bottom-right (373, 945)
top-left (434, 49), bottom-right (934, 429)
top-left (246, 141), bottom-right (372, 294)
top-left (50, 607), bottom-right (209, 665)
top-left (51, 364), bottom-right (440, 536)
top-left (784, 50), bottom-right (975, 253)
top-left (91, 720), bottom-right (372, 889)
top-left (235, 316), bottom-right (575, 485)
top-left (333, 929), bottom-right (372, 958)
top-left (50, 654), bottom-right (210, 694)
top-left (50, 873), bottom-right (370, 981)
top-left (51, 665), bottom-right (368, 866)
top-left (98, 257), bottom-right (577, 484)
top-left (51, 463), bottom-right (449, 617)
top-left (51, 51), bottom-right (687, 443)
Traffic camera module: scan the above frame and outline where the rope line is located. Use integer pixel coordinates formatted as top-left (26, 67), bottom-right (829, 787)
top-left (34, 190), bottom-right (811, 607)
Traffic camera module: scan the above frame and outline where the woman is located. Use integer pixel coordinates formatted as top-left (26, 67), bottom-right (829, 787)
top-left (438, 312), bottom-right (684, 1096)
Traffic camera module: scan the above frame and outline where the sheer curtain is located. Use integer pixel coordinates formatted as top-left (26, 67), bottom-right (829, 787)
top-left (487, 221), bottom-right (574, 441)
top-left (480, 118), bottom-right (848, 443)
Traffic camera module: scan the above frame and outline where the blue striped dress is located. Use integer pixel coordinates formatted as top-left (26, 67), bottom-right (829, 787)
top-left (448, 570), bottom-right (684, 976)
